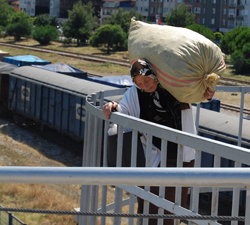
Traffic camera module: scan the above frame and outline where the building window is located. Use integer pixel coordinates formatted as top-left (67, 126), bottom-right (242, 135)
top-left (213, 0), bottom-right (216, 3)
top-left (164, 0), bottom-right (169, 2)
top-left (212, 8), bottom-right (215, 14)
top-left (194, 7), bottom-right (201, 13)
top-left (223, 0), bottom-right (227, 3)
top-left (177, 0), bottom-right (182, 2)
top-left (245, 9), bottom-right (248, 15)
top-left (31, 8), bottom-right (34, 13)
top-left (150, 7), bottom-right (155, 13)
top-left (223, 9), bottom-right (227, 14)
top-left (222, 19), bottom-right (226, 25)
top-left (203, 8), bottom-right (205, 13)
top-left (141, 7), bottom-right (143, 11)
top-left (203, 18), bottom-right (205, 24)
top-left (211, 18), bottom-right (215, 24)
top-left (164, 8), bottom-right (168, 13)
top-left (158, 7), bottom-right (162, 13)
top-left (144, 7), bottom-right (148, 12)
top-left (158, 0), bottom-right (163, 2)
top-left (246, 0), bottom-right (249, 4)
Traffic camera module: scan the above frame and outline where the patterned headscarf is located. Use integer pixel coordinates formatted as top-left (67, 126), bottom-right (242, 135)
top-left (130, 59), bottom-right (158, 89)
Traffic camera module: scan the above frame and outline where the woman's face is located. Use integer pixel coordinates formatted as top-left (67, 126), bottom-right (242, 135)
top-left (134, 75), bottom-right (158, 93)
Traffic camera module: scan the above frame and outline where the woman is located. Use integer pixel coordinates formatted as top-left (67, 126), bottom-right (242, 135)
top-left (102, 59), bottom-right (214, 225)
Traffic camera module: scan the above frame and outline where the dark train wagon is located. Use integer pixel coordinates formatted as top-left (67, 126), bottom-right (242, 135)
top-left (0, 62), bottom-right (17, 114)
top-left (8, 66), bottom-right (120, 140)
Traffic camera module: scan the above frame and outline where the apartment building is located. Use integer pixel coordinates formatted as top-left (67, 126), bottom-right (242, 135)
top-left (135, 0), bottom-right (250, 31)
top-left (50, 0), bottom-right (60, 17)
top-left (100, 0), bottom-right (136, 25)
top-left (19, 0), bottom-right (36, 16)
top-left (60, 0), bottom-right (103, 18)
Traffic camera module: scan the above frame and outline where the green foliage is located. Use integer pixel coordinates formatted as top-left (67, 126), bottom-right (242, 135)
top-left (220, 26), bottom-right (249, 55)
top-left (0, 0), bottom-right (16, 28)
top-left (104, 8), bottom-right (145, 33)
top-left (214, 32), bottom-right (223, 41)
top-left (231, 43), bottom-right (250, 75)
top-left (186, 24), bottom-right (214, 42)
top-left (32, 25), bottom-right (59, 45)
top-left (34, 14), bottom-right (58, 27)
top-left (62, 37), bottom-right (72, 45)
top-left (62, 1), bottom-right (96, 46)
top-left (5, 11), bottom-right (33, 41)
top-left (165, 3), bottom-right (195, 27)
top-left (90, 24), bottom-right (126, 54)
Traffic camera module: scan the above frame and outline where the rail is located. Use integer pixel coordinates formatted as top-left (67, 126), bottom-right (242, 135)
top-left (79, 85), bottom-right (250, 225)
top-left (0, 205), bottom-right (26, 225)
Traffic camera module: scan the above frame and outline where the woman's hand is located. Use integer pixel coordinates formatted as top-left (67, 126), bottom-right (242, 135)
top-left (102, 101), bottom-right (118, 119)
top-left (205, 88), bottom-right (215, 100)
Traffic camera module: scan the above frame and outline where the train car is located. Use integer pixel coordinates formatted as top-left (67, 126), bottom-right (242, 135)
top-left (0, 62), bottom-right (17, 116)
top-left (194, 107), bottom-right (250, 168)
top-left (8, 66), bottom-right (121, 141)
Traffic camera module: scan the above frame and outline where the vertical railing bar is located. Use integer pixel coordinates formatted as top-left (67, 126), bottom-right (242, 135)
top-left (82, 95), bottom-right (96, 225)
top-left (90, 95), bottom-right (98, 225)
top-left (195, 103), bottom-right (200, 133)
top-left (128, 130), bottom-right (138, 225)
top-left (238, 87), bottom-right (245, 147)
top-left (101, 121), bottom-right (110, 225)
top-left (158, 139), bottom-right (167, 225)
top-left (174, 144), bottom-right (183, 225)
top-left (113, 125), bottom-right (124, 225)
top-left (189, 149), bottom-right (201, 225)
top-left (231, 161), bottom-right (241, 225)
top-left (79, 109), bottom-right (90, 225)
top-left (96, 92), bottom-right (105, 167)
top-left (143, 134), bottom-right (153, 225)
top-left (211, 155), bottom-right (221, 223)
top-left (245, 187), bottom-right (250, 225)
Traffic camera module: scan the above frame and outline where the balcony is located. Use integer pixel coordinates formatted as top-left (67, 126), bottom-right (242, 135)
top-left (229, 3), bottom-right (236, 7)
top-left (236, 15), bottom-right (244, 20)
top-left (237, 4), bottom-right (244, 9)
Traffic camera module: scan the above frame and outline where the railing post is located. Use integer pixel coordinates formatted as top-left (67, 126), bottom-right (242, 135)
top-left (245, 188), bottom-right (250, 225)
top-left (8, 213), bottom-right (12, 225)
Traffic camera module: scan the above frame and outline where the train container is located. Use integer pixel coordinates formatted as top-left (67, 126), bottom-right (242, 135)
top-left (8, 66), bottom-right (121, 141)
top-left (0, 62), bottom-right (17, 115)
top-left (3, 55), bottom-right (51, 67)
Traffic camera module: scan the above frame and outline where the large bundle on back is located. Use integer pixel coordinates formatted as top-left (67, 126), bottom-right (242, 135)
top-left (128, 19), bottom-right (226, 103)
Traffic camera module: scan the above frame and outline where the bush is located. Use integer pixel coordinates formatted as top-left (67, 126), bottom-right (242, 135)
top-left (62, 37), bottom-right (72, 45)
top-left (231, 43), bottom-right (250, 75)
top-left (32, 25), bottom-right (59, 45)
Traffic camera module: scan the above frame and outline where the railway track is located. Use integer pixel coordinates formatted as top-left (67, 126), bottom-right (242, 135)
top-left (220, 102), bottom-right (250, 115)
top-left (1, 42), bottom-right (250, 87)
top-left (0, 42), bottom-right (130, 67)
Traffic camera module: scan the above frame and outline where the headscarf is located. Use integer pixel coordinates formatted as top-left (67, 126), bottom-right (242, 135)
top-left (130, 59), bottom-right (158, 89)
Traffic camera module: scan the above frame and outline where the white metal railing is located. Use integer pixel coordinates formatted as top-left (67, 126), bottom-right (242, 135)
top-left (78, 85), bottom-right (250, 225)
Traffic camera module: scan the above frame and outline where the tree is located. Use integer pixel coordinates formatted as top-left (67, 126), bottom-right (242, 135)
top-left (89, 24), bottom-right (126, 54)
top-left (231, 43), bottom-right (250, 75)
top-left (34, 14), bottom-right (58, 27)
top-left (165, 3), bottom-right (195, 27)
top-left (186, 24), bottom-right (215, 42)
top-left (62, 1), bottom-right (95, 46)
top-left (0, 0), bottom-right (16, 28)
top-left (5, 11), bottom-right (33, 41)
top-left (220, 26), bottom-right (249, 55)
top-left (32, 25), bottom-right (59, 45)
top-left (104, 8), bottom-right (144, 33)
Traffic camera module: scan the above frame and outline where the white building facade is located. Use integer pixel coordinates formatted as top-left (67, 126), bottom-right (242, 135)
top-left (19, 0), bottom-right (36, 16)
